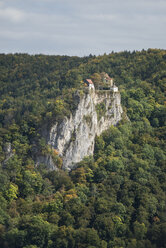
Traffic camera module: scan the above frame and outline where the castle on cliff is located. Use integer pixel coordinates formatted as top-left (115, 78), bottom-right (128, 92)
top-left (84, 72), bottom-right (118, 92)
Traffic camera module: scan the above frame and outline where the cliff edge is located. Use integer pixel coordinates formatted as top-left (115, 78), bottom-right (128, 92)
top-left (37, 89), bottom-right (123, 171)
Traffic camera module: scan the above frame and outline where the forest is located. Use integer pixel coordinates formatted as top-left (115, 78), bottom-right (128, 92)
top-left (0, 49), bottom-right (166, 248)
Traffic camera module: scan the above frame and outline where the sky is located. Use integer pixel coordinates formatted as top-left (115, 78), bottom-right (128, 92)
top-left (0, 0), bottom-right (166, 56)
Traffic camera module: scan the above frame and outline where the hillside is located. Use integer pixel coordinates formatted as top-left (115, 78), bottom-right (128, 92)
top-left (0, 49), bottom-right (166, 248)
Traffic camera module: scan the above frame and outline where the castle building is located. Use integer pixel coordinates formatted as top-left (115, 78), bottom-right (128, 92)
top-left (84, 79), bottom-right (95, 90)
top-left (101, 72), bottom-right (114, 87)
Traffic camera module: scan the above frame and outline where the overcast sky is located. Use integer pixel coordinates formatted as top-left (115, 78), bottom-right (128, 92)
top-left (0, 0), bottom-right (166, 56)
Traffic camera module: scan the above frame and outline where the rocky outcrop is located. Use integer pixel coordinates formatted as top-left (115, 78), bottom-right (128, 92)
top-left (3, 142), bottom-right (14, 165)
top-left (37, 89), bottom-right (123, 171)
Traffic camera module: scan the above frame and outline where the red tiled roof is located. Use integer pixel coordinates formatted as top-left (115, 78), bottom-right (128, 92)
top-left (106, 77), bottom-right (113, 81)
top-left (86, 79), bottom-right (93, 84)
top-left (106, 75), bottom-right (110, 79)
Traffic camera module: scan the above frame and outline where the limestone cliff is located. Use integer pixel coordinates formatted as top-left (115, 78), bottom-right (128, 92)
top-left (37, 89), bottom-right (123, 171)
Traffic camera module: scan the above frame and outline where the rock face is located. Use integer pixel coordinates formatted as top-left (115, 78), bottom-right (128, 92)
top-left (3, 143), bottom-right (14, 165)
top-left (38, 89), bottom-right (123, 171)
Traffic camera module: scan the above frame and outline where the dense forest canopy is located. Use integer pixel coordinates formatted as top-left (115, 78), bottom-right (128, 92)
top-left (0, 49), bottom-right (166, 248)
